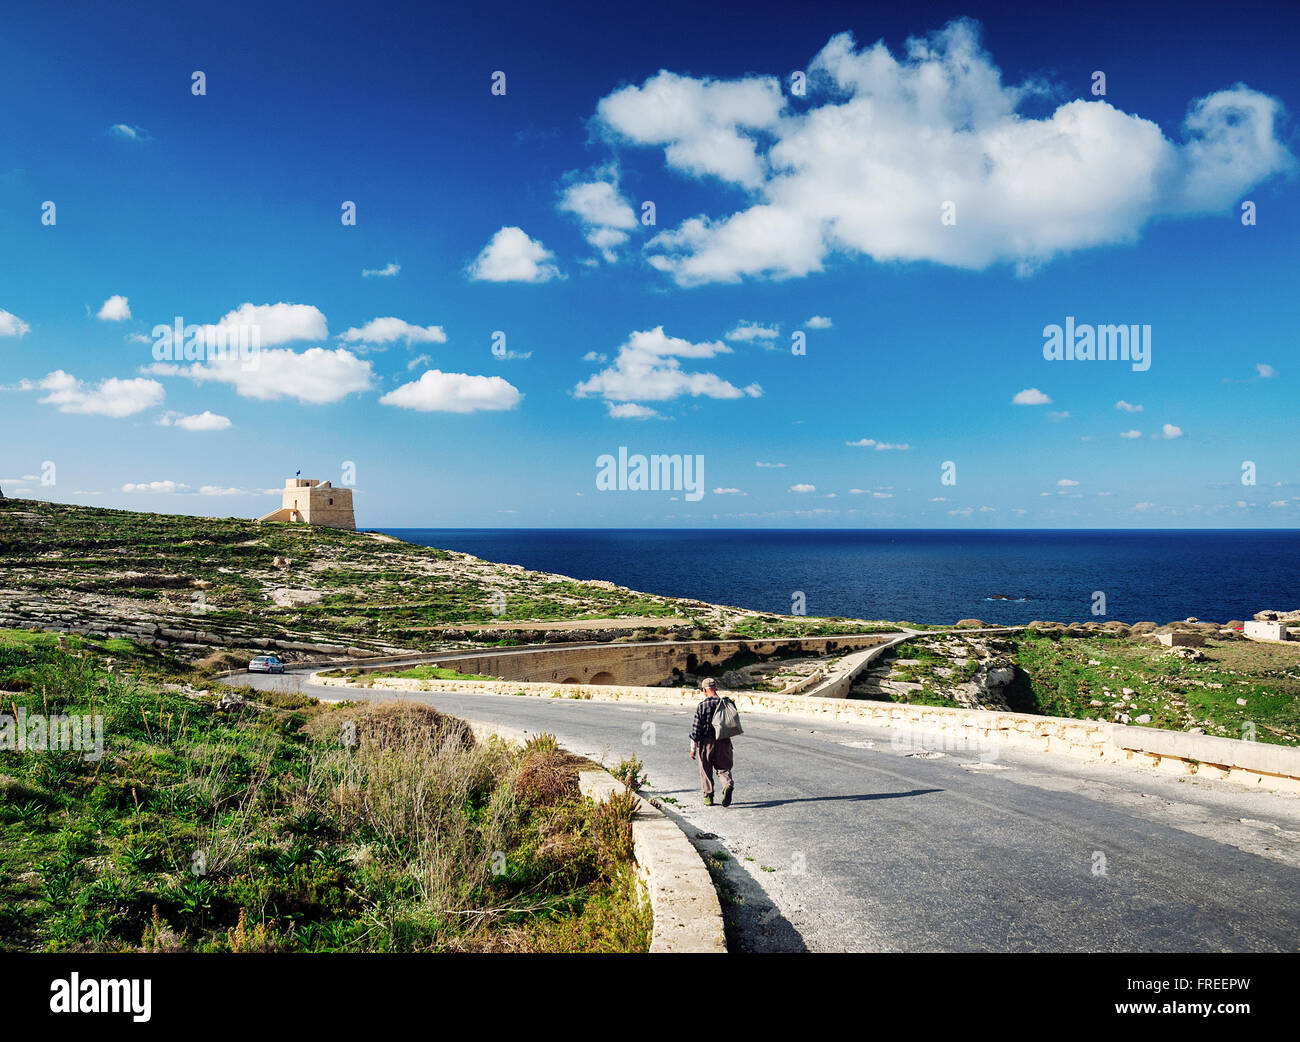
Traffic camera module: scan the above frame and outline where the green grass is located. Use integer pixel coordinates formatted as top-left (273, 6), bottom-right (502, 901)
top-left (371, 666), bottom-right (496, 682)
top-left (870, 630), bottom-right (1300, 744)
top-left (0, 497), bottom-right (723, 658)
top-left (1008, 632), bottom-right (1300, 744)
top-left (0, 635), bottom-right (650, 952)
top-left (721, 617), bottom-right (902, 640)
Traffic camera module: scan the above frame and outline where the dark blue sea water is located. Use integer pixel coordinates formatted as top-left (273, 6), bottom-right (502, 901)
top-left (379, 529), bottom-right (1300, 626)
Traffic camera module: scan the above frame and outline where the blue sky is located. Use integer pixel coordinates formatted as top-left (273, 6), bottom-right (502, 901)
top-left (1, 0), bottom-right (1297, 528)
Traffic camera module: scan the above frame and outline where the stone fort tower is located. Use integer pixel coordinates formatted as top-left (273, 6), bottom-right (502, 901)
top-left (258, 478), bottom-right (355, 531)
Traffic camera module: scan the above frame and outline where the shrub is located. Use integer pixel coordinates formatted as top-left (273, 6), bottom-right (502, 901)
top-left (306, 700), bottom-right (474, 752)
top-left (516, 751), bottom-right (579, 806)
top-left (611, 755), bottom-right (646, 791)
top-left (591, 788), bottom-right (639, 867)
top-left (523, 732), bottom-right (559, 756)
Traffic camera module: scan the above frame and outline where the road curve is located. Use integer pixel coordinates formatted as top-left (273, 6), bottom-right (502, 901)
top-left (234, 667), bottom-right (1300, 953)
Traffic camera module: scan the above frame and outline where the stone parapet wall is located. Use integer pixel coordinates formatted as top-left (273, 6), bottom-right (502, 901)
top-left (321, 673), bottom-right (1300, 795)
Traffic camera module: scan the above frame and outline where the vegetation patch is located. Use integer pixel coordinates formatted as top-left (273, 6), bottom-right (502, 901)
top-left (0, 635), bottom-right (650, 952)
top-left (862, 630), bottom-right (1300, 744)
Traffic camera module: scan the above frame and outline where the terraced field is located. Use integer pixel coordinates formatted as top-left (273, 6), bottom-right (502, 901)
top-left (0, 498), bottom-right (881, 666)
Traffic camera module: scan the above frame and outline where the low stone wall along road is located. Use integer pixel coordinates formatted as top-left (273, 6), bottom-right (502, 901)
top-left (234, 667), bottom-right (1300, 953)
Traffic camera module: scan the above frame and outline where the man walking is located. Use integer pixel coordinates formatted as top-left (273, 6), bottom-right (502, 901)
top-left (689, 678), bottom-right (734, 807)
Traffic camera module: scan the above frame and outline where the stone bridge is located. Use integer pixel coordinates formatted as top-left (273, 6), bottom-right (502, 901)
top-left (350, 633), bottom-right (893, 688)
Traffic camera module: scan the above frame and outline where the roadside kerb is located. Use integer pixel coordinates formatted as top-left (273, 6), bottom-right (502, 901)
top-left (458, 717), bottom-right (727, 953)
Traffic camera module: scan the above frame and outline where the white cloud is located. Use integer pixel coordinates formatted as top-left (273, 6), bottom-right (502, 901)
top-left (1256, 363), bottom-right (1278, 378)
top-left (109, 123), bottom-right (149, 142)
top-left (147, 347), bottom-right (372, 404)
top-left (122, 480), bottom-right (189, 494)
top-left (725, 321), bottom-right (780, 342)
top-left (789, 483), bottom-right (816, 493)
top-left (712, 487), bottom-right (745, 495)
top-left (606, 402), bottom-right (660, 419)
top-left (362, 262), bottom-right (401, 278)
top-left (1012, 388), bottom-right (1051, 405)
top-left (1115, 399), bottom-right (1143, 412)
top-left (0, 309), bottom-right (31, 337)
top-left (380, 369), bottom-right (522, 413)
top-left (805, 315), bottom-right (832, 329)
top-left (157, 410), bottom-right (232, 431)
top-left (755, 461), bottom-right (786, 468)
top-left (1154, 423), bottom-right (1185, 439)
top-left (468, 226), bottom-right (561, 283)
top-left (1120, 429), bottom-right (1143, 439)
top-left (949, 507), bottom-right (974, 517)
top-left (846, 437), bottom-right (910, 450)
top-left (340, 317), bottom-right (447, 345)
top-left (1133, 501), bottom-right (1157, 511)
top-left (1056, 479), bottom-right (1079, 487)
top-left (597, 70), bottom-right (784, 189)
top-left (32, 370), bottom-right (164, 417)
top-left (183, 302), bottom-right (328, 348)
top-left (600, 20), bottom-right (1293, 285)
top-left (559, 171), bottom-right (638, 261)
top-left (583, 351), bottom-right (608, 363)
top-left (1048, 411), bottom-right (1071, 421)
top-left (575, 326), bottom-right (761, 407)
top-left (408, 353), bottom-right (431, 370)
top-left (96, 295), bottom-right (131, 321)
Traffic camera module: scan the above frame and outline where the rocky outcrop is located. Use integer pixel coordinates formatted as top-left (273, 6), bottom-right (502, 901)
top-left (954, 658), bottom-right (1017, 711)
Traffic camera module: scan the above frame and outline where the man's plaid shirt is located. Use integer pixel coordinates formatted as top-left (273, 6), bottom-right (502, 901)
top-left (689, 695), bottom-right (720, 743)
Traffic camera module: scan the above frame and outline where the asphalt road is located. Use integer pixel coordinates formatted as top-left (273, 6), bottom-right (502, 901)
top-left (235, 667), bottom-right (1300, 953)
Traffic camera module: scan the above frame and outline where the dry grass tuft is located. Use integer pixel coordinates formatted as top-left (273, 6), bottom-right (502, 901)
top-left (307, 699), bottom-right (475, 752)
top-left (516, 750), bottom-right (579, 806)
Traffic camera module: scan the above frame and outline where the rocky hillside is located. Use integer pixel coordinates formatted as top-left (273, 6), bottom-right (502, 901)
top-left (0, 498), bottom-right (871, 662)
top-left (860, 626), bottom-right (1300, 746)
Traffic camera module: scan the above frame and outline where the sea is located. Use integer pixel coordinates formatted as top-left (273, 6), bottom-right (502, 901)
top-left (378, 528), bottom-right (1300, 627)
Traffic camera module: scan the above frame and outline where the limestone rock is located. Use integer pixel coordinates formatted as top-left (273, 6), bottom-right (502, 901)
top-left (953, 658), bottom-right (1017, 711)
top-left (216, 691), bottom-right (247, 711)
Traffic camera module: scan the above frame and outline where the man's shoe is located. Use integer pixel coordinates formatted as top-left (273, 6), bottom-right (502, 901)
top-left (721, 785), bottom-right (733, 807)
top-left (704, 794), bottom-right (714, 806)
